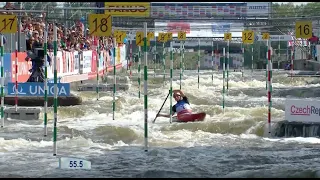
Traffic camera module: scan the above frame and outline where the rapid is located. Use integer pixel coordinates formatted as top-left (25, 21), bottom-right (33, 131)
top-left (1, 69), bottom-right (320, 178)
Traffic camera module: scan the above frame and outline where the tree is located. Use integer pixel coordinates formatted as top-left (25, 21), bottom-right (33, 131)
top-left (269, 2), bottom-right (320, 65)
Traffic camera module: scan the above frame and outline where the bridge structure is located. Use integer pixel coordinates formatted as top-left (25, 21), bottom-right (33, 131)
top-left (96, 2), bottom-right (316, 69)
top-left (2, 2), bottom-right (317, 69)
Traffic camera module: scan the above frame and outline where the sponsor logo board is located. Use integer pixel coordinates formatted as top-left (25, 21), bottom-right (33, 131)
top-left (285, 99), bottom-right (320, 122)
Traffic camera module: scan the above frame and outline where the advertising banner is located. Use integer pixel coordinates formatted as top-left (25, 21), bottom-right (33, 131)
top-left (47, 51), bottom-right (79, 78)
top-left (91, 50), bottom-right (97, 73)
top-left (9, 46), bottom-right (125, 84)
top-left (254, 35), bottom-right (292, 42)
top-left (74, 51), bottom-right (79, 71)
top-left (82, 50), bottom-right (93, 73)
top-left (212, 23), bottom-right (231, 33)
top-left (104, 50), bottom-right (112, 69)
top-left (151, 3), bottom-right (270, 19)
top-left (7, 82), bottom-right (70, 97)
top-left (3, 53), bottom-right (12, 84)
top-left (105, 2), bottom-right (150, 17)
top-left (120, 45), bottom-right (127, 68)
top-left (11, 52), bottom-right (32, 82)
top-left (151, 3), bottom-right (269, 18)
top-left (98, 52), bottom-right (104, 71)
top-left (212, 22), bottom-right (244, 34)
top-left (285, 99), bottom-right (320, 123)
top-left (246, 2), bottom-right (269, 17)
top-left (167, 22), bottom-right (191, 34)
top-left (155, 21), bottom-right (242, 38)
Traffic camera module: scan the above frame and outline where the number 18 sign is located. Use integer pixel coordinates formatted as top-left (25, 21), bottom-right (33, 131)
top-left (88, 14), bottom-right (112, 37)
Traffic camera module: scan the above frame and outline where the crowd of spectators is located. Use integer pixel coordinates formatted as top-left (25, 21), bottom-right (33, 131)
top-left (1, 2), bottom-right (115, 53)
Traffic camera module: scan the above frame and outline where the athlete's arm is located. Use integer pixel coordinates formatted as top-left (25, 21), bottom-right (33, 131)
top-left (156, 105), bottom-right (176, 118)
top-left (157, 113), bottom-right (171, 118)
top-left (157, 113), bottom-right (177, 118)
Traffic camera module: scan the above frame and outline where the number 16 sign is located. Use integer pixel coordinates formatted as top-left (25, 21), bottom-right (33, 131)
top-left (295, 21), bottom-right (312, 39)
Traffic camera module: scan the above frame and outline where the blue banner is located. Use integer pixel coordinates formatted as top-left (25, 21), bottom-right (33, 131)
top-left (212, 24), bottom-right (231, 33)
top-left (1, 53), bottom-right (12, 77)
top-left (7, 82), bottom-right (70, 97)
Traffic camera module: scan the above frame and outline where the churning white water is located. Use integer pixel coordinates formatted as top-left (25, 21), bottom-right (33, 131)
top-left (1, 69), bottom-right (320, 178)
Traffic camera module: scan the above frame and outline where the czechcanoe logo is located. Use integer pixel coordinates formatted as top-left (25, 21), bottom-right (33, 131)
top-left (105, 2), bottom-right (150, 17)
top-left (290, 105), bottom-right (320, 116)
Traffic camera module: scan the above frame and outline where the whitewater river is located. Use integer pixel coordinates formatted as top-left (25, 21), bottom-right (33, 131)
top-left (1, 69), bottom-right (320, 178)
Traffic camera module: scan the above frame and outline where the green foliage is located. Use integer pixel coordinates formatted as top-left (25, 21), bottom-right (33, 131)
top-left (272, 2), bottom-right (320, 17)
top-left (271, 2), bottom-right (320, 34)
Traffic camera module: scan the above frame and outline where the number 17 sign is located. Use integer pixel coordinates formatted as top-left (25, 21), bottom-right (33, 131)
top-left (0, 15), bottom-right (17, 33)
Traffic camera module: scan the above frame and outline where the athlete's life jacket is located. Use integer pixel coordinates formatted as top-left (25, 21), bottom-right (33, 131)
top-left (175, 100), bottom-right (192, 115)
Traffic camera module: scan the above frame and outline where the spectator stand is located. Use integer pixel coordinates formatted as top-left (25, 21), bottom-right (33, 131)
top-left (0, 9), bottom-right (47, 129)
top-left (0, 6), bottom-right (145, 157)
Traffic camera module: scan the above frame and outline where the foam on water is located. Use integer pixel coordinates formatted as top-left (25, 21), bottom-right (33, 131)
top-left (55, 70), bottom-right (318, 145)
top-left (1, 70), bottom-right (320, 178)
top-left (264, 137), bottom-right (320, 144)
top-left (0, 138), bottom-right (52, 152)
